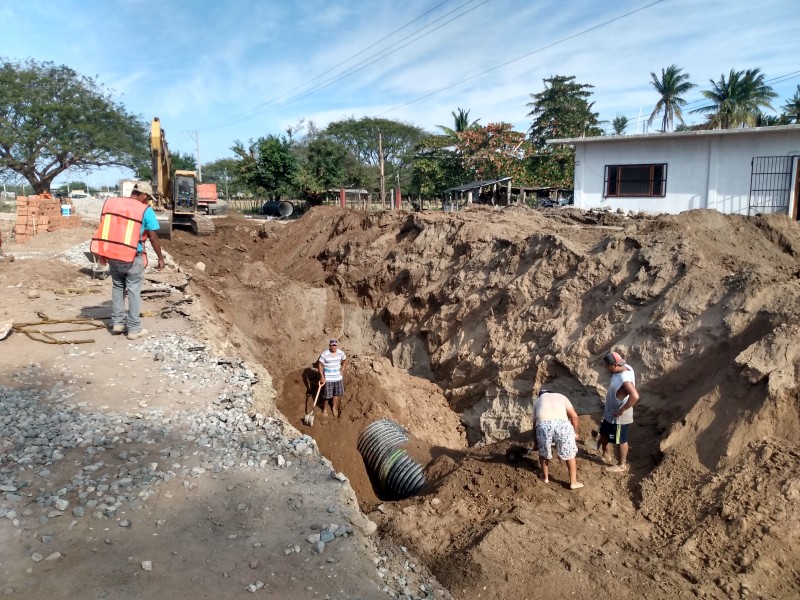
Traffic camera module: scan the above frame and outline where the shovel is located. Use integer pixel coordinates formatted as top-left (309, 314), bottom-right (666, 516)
top-left (303, 382), bottom-right (324, 426)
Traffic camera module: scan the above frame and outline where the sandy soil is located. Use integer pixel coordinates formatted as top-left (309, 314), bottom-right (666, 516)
top-left (163, 206), bottom-right (800, 600)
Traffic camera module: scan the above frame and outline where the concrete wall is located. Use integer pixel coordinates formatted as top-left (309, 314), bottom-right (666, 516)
top-left (573, 129), bottom-right (800, 215)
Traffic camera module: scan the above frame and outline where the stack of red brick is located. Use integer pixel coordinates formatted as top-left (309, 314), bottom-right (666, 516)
top-left (14, 195), bottom-right (82, 243)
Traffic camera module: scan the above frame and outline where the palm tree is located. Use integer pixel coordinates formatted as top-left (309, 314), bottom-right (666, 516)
top-left (692, 68), bottom-right (777, 129)
top-left (755, 112), bottom-right (788, 127)
top-left (437, 108), bottom-right (480, 137)
top-left (648, 65), bottom-right (696, 132)
top-left (783, 85), bottom-right (800, 124)
top-left (612, 114), bottom-right (629, 135)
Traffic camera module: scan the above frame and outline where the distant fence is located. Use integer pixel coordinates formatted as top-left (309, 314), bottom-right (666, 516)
top-left (225, 196), bottom-right (449, 214)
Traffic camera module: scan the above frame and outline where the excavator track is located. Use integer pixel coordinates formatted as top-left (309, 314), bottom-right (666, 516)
top-left (190, 214), bottom-right (215, 236)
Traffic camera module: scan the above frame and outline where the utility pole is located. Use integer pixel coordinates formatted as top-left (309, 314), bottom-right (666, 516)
top-left (378, 131), bottom-right (385, 209)
top-left (187, 130), bottom-right (202, 181)
top-left (223, 167), bottom-right (230, 201)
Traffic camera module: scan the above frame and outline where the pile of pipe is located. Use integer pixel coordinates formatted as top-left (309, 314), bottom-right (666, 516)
top-left (357, 419), bottom-right (425, 500)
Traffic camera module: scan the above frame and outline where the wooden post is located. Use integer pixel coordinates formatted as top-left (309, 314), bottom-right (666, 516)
top-left (378, 131), bottom-right (385, 209)
top-left (395, 187), bottom-right (401, 210)
top-left (339, 187), bottom-right (346, 208)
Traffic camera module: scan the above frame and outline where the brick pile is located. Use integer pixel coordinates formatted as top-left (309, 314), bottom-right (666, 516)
top-left (13, 195), bottom-right (82, 243)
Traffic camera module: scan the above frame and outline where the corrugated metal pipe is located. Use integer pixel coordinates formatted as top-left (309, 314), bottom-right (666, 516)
top-left (357, 419), bottom-right (426, 500)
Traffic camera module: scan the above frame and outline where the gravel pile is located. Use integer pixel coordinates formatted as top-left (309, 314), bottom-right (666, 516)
top-left (0, 334), bottom-right (315, 526)
top-left (0, 332), bottom-right (448, 600)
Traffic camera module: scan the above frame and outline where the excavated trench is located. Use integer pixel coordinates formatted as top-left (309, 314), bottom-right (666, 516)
top-left (167, 208), bottom-right (800, 600)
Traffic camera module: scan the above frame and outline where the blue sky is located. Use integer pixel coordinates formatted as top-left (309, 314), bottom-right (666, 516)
top-left (3, 0), bottom-right (800, 187)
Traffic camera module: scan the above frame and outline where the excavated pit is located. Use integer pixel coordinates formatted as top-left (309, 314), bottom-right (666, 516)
top-left (168, 207), bottom-right (800, 600)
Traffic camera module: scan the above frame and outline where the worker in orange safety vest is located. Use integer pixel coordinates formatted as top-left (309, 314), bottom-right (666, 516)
top-left (90, 181), bottom-right (165, 340)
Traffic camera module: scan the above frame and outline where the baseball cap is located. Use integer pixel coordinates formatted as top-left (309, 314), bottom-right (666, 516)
top-left (603, 351), bottom-right (626, 366)
top-left (329, 338), bottom-right (339, 345)
top-left (132, 181), bottom-right (155, 199)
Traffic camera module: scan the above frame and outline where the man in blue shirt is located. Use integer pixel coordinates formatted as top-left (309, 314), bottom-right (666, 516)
top-left (107, 182), bottom-right (165, 340)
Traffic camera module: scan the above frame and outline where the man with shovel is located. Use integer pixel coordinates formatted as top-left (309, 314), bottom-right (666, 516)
top-left (317, 339), bottom-right (347, 418)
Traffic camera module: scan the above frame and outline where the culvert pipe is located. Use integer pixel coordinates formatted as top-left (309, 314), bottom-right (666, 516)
top-left (261, 200), bottom-right (294, 218)
top-left (357, 419), bottom-right (426, 500)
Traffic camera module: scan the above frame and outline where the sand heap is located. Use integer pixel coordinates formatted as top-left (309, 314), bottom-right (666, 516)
top-left (169, 207), bottom-right (800, 600)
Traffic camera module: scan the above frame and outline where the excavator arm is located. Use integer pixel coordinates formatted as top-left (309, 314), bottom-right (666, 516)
top-left (150, 118), bottom-right (172, 211)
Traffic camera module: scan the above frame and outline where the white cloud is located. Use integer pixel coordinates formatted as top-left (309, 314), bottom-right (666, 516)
top-left (4, 0), bottom-right (800, 168)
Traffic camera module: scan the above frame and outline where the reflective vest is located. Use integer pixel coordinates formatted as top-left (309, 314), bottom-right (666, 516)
top-left (90, 197), bottom-right (149, 265)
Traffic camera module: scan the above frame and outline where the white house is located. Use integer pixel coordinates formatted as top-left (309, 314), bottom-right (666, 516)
top-left (549, 125), bottom-right (800, 220)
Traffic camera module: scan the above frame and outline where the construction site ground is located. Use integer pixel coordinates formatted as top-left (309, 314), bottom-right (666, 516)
top-left (2, 204), bottom-right (800, 600)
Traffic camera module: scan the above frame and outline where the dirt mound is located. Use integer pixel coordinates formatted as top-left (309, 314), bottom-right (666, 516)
top-left (168, 207), bottom-right (800, 599)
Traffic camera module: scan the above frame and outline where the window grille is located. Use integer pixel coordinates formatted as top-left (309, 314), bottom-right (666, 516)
top-left (604, 164), bottom-right (667, 197)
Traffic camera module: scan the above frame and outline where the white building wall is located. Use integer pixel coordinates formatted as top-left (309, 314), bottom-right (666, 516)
top-left (573, 129), bottom-right (800, 215)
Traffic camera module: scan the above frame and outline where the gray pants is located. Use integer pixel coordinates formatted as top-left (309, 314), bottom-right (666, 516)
top-left (108, 254), bottom-right (145, 333)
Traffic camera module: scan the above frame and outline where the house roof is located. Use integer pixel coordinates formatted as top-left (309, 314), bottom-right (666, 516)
top-left (547, 124), bottom-right (800, 146)
top-left (444, 177), bottom-right (512, 193)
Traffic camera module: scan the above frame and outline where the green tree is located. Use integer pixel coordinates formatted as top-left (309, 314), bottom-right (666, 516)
top-left (612, 114), bottom-right (629, 135)
top-left (437, 108), bottom-right (481, 137)
top-left (136, 150), bottom-right (196, 180)
top-left (692, 68), bottom-right (777, 129)
top-left (782, 85), bottom-right (800, 124)
top-left (648, 64), bottom-right (696, 132)
top-left (0, 58), bottom-right (148, 194)
top-left (526, 75), bottom-right (602, 188)
top-left (171, 151), bottom-right (197, 172)
top-left (293, 137), bottom-right (348, 202)
top-left (232, 135), bottom-right (297, 200)
top-left (410, 134), bottom-right (466, 197)
top-left (324, 117), bottom-right (427, 169)
top-left (202, 157), bottom-right (249, 199)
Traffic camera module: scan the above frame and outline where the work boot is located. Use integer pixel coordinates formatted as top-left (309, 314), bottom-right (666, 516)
top-left (112, 324), bottom-right (126, 334)
top-left (127, 329), bottom-right (149, 341)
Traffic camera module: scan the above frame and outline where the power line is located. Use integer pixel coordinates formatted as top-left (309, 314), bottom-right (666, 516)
top-left (268, 0), bottom-right (489, 113)
top-left (200, 0), bottom-right (480, 132)
top-left (376, 0), bottom-right (667, 117)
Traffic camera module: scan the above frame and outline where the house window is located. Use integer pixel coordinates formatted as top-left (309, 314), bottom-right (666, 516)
top-left (604, 164), bottom-right (667, 197)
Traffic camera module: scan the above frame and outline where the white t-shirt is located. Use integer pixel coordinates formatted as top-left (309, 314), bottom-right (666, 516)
top-left (534, 392), bottom-right (573, 422)
top-left (604, 365), bottom-right (636, 425)
top-left (318, 349), bottom-right (346, 382)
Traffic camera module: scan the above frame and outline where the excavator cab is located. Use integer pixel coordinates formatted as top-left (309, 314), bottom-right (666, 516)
top-left (173, 171), bottom-right (198, 214)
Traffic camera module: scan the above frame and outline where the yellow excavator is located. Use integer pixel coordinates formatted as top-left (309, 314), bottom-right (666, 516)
top-left (149, 117), bottom-right (215, 239)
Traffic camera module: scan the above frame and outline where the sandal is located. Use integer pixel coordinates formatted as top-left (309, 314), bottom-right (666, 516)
top-left (605, 464), bottom-right (629, 473)
top-left (569, 482), bottom-right (585, 490)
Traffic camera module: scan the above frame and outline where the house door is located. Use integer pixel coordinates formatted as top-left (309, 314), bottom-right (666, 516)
top-left (748, 156), bottom-right (796, 216)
